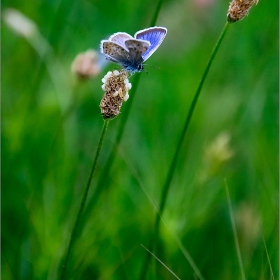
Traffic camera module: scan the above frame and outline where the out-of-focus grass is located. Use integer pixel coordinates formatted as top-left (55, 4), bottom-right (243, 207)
top-left (2, 0), bottom-right (278, 279)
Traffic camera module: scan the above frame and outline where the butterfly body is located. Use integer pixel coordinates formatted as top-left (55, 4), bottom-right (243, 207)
top-left (100, 27), bottom-right (167, 73)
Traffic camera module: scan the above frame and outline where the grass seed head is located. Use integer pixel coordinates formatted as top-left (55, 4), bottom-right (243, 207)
top-left (100, 70), bottom-right (131, 119)
top-left (71, 50), bottom-right (101, 79)
top-left (227, 0), bottom-right (258, 23)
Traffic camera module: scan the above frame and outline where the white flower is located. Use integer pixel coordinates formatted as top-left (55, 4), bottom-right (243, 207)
top-left (123, 93), bottom-right (129, 102)
top-left (126, 83), bottom-right (132, 90)
top-left (113, 89), bottom-right (121, 97)
top-left (104, 71), bottom-right (112, 79)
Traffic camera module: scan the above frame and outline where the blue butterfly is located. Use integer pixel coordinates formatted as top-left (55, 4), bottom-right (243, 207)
top-left (100, 26), bottom-right (167, 73)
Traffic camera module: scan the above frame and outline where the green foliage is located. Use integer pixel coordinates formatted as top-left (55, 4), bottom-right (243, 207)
top-left (2, 0), bottom-right (278, 279)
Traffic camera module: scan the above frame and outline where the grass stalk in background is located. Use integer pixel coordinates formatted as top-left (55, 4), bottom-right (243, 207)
top-left (261, 227), bottom-right (275, 280)
top-left (45, 82), bottom-right (81, 170)
top-left (60, 119), bottom-right (109, 280)
top-left (225, 179), bottom-right (246, 280)
top-left (140, 21), bottom-right (230, 278)
top-left (117, 145), bottom-right (205, 280)
top-left (141, 244), bottom-right (181, 280)
top-left (29, 0), bottom-right (76, 109)
top-left (82, 0), bottom-right (165, 226)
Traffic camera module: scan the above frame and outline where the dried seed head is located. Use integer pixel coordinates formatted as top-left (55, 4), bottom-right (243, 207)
top-left (100, 70), bottom-right (131, 119)
top-left (205, 132), bottom-right (234, 163)
top-left (71, 50), bottom-right (100, 79)
top-left (227, 0), bottom-right (258, 23)
top-left (198, 132), bottom-right (234, 183)
top-left (235, 202), bottom-right (261, 251)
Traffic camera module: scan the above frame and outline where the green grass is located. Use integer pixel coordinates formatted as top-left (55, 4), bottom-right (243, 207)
top-left (2, 0), bottom-right (278, 279)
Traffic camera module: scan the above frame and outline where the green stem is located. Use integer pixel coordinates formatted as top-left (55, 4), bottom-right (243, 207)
top-left (225, 180), bottom-right (246, 280)
top-left (142, 21), bottom-right (231, 278)
top-left (60, 119), bottom-right (110, 280)
top-left (261, 229), bottom-right (275, 280)
top-left (150, 0), bottom-right (164, 27)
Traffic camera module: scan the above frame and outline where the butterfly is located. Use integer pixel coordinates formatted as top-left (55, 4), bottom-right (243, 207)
top-left (100, 26), bottom-right (167, 73)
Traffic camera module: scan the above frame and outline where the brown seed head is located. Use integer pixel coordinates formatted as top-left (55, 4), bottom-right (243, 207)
top-left (227, 0), bottom-right (258, 23)
top-left (100, 70), bottom-right (131, 119)
top-left (71, 50), bottom-right (100, 79)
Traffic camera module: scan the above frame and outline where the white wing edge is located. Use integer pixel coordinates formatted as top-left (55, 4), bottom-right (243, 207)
top-left (108, 32), bottom-right (133, 41)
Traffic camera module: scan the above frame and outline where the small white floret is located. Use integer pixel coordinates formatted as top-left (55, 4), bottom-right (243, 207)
top-left (113, 89), bottom-right (120, 97)
top-left (126, 83), bottom-right (132, 90)
top-left (105, 71), bottom-right (112, 79)
top-left (101, 84), bottom-right (106, 91)
top-left (123, 93), bottom-right (129, 101)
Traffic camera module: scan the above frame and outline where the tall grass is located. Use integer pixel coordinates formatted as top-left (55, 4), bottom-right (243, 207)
top-left (2, 0), bottom-right (278, 279)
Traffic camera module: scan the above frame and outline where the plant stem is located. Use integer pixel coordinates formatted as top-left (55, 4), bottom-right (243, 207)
top-left (141, 21), bottom-right (231, 278)
top-left (261, 228), bottom-right (275, 280)
top-left (141, 244), bottom-right (181, 280)
top-left (225, 180), bottom-right (246, 280)
top-left (150, 0), bottom-right (164, 27)
top-left (60, 119), bottom-right (110, 280)
top-left (156, 19), bottom-right (230, 247)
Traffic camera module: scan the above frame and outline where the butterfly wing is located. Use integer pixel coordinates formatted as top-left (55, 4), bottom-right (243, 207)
top-left (100, 40), bottom-right (130, 64)
top-left (100, 29), bottom-right (158, 72)
top-left (101, 39), bottom-right (149, 72)
top-left (135, 27), bottom-right (167, 61)
top-left (122, 39), bottom-right (150, 71)
top-left (108, 32), bottom-right (133, 52)
top-left (125, 39), bottom-right (150, 55)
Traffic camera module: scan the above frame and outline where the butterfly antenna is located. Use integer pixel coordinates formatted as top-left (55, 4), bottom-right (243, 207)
top-left (143, 63), bottom-right (161, 70)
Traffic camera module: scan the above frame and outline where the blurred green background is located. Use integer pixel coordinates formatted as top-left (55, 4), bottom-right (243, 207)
top-left (2, 0), bottom-right (278, 279)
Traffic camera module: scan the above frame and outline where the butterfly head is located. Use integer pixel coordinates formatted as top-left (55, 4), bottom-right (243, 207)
top-left (123, 62), bottom-right (144, 74)
top-left (137, 64), bottom-right (144, 72)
